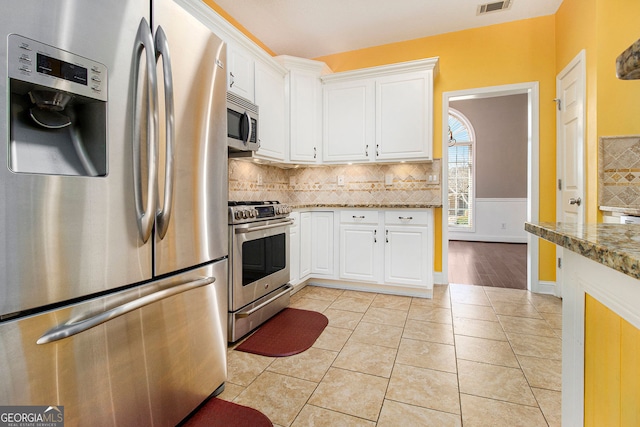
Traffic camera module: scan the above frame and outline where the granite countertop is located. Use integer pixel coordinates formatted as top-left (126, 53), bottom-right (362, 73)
top-left (525, 222), bottom-right (640, 280)
top-left (600, 206), bottom-right (640, 216)
top-left (291, 203), bottom-right (442, 209)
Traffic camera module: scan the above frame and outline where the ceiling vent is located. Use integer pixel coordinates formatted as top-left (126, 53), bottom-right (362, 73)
top-left (477, 0), bottom-right (512, 15)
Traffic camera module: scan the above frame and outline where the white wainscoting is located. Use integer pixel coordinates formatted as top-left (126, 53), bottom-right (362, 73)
top-left (449, 198), bottom-right (527, 243)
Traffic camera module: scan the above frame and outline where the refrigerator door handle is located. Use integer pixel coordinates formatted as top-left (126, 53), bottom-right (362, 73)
top-left (36, 277), bottom-right (215, 345)
top-left (154, 25), bottom-right (175, 240)
top-left (133, 18), bottom-right (159, 243)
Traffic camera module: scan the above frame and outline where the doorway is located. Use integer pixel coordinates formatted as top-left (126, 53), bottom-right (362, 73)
top-left (441, 83), bottom-right (540, 292)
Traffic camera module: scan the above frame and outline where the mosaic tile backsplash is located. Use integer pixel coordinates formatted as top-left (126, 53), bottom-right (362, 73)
top-left (599, 135), bottom-right (640, 208)
top-left (228, 159), bottom-right (442, 207)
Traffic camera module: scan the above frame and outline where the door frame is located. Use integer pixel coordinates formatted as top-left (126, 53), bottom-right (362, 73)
top-left (441, 82), bottom-right (540, 292)
top-left (555, 50), bottom-right (587, 298)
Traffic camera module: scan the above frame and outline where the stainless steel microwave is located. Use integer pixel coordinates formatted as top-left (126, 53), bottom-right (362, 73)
top-left (227, 92), bottom-right (259, 153)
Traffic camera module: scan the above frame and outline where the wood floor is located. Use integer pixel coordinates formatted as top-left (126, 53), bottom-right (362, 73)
top-left (448, 240), bottom-right (527, 289)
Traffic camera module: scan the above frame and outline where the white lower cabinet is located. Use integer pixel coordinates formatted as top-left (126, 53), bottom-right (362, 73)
top-left (339, 210), bottom-right (382, 282)
top-left (293, 209), bottom-right (432, 293)
top-left (384, 225), bottom-right (430, 286)
top-left (299, 212), bottom-right (312, 279)
top-left (383, 211), bottom-right (433, 287)
top-left (311, 212), bottom-right (334, 276)
top-left (289, 212), bottom-right (300, 284)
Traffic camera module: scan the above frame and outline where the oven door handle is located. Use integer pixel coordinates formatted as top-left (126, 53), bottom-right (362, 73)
top-left (236, 284), bottom-right (293, 318)
top-left (234, 218), bottom-right (294, 234)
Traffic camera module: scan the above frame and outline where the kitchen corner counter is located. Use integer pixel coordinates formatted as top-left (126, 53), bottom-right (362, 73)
top-left (291, 203), bottom-right (442, 209)
top-left (525, 221), bottom-right (640, 280)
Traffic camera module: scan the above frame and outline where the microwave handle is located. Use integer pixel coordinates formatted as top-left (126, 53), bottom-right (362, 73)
top-left (241, 111), bottom-right (252, 144)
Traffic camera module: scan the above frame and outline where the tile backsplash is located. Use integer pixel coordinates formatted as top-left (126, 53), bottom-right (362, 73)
top-left (599, 135), bottom-right (640, 208)
top-left (228, 159), bottom-right (442, 206)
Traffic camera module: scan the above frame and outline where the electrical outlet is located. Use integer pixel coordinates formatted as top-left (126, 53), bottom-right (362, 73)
top-left (501, 223), bottom-right (507, 230)
top-left (385, 173), bottom-right (393, 186)
top-left (337, 175), bottom-right (345, 186)
top-left (257, 175), bottom-right (263, 186)
top-left (429, 174), bottom-right (440, 184)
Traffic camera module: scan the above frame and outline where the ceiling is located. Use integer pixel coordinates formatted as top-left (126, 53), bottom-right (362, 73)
top-left (213, 0), bottom-right (564, 59)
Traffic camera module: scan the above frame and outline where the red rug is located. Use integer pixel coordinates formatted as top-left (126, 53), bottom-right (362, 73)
top-left (235, 308), bottom-right (329, 357)
top-left (182, 398), bottom-right (272, 427)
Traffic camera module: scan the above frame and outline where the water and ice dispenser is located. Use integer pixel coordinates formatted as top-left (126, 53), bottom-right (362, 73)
top-left (8, 34), bottom-right (107, 176)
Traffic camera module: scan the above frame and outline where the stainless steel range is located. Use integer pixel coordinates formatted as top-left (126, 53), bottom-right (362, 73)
top-left (228, 201), bottom-right (293, 342)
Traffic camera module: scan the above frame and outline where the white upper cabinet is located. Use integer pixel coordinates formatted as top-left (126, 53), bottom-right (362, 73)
top-left (254, 60), bottom-right (287, 161)
top-left (276, 56), bottom-right (327, 164)
top-left (321, 58), bottom-right (438, 164)
top-left (376, 71), bottom-right (433, 160)
top-left (323, 79), bottom-right (374, 163)
top-left (227, 42), bottom-right (255, 102)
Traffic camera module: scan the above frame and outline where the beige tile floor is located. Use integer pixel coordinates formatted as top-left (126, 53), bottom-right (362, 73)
top-left (219, 284), bottom-right (562, 426)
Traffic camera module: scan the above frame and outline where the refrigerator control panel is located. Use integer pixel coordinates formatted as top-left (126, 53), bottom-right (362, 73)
top-left (8, 34), bottom-right (107, 101)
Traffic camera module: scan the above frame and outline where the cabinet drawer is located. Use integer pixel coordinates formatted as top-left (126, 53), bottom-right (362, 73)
top-left (384, 211), bottom-right (429, 226)
top-left (340, 210), bottom-right (379, 224)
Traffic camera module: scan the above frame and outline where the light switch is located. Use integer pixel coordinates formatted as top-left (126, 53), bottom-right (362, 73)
top-left (337, 175), bottom-right (345, 186)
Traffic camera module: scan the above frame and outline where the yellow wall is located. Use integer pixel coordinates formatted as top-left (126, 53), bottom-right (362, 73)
top-left (584, 295), bottom-right (640, 425)
top-left (315, 17), bottom-right (558, 277)
top-left (556, 0), bottom-right (640, 224)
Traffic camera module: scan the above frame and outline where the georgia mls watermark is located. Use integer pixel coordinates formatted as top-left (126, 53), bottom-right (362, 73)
top-left (0, 406), bottom-right (64, 427)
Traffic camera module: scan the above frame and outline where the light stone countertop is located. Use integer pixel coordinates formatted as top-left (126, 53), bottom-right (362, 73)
top-left (600, 206), bottom-right (640, 216)
top-left (290, 203), bottom-right (442, 209)
top-left (525, 221), bottom-right (640, 280)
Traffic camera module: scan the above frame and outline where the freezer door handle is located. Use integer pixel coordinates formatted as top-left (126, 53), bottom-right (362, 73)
top-left (36, 276), bottom-right (215, 345)
top-left (133, 18), bottom-right (159, 243)
top-left (154, 25), bottom-right (175, 240)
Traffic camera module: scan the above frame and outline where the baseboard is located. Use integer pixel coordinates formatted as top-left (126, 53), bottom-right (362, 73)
top-left (433, 271), bottom-right (447, 285)
top-left (534, 280), bottom-right (556, 295)
top-left (448, 235), bottom-right (528, 244)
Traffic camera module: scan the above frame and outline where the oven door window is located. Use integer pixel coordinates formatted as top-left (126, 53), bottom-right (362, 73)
top-left (242, 233), bottom-right (286, 286)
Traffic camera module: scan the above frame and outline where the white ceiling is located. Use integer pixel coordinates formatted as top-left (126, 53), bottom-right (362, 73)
top-left (213, 0), bottom-right (564, 59)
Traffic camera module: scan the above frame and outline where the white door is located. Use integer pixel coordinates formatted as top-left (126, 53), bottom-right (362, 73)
top-left (385, 225), bottom-right (429, 286)
top-left (311, 212), bottom-right (334, 276)
top-left (339, 225), bottom-right (380, 282)
top-left (323, 79), bottom-right (374, 162)
top-left (255, 60), bottom-right (286, 161)
top-left (556, 50), bottom-right (586, 298)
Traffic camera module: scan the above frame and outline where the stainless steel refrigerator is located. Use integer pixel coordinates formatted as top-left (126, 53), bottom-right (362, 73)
top-left (0, 1), bottom-right (228, 425)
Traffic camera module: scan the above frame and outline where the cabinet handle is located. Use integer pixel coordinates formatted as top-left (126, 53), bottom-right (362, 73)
top-left (365, 144), bottom-right (369, 157)
top-left (352, 215), bottom-right (365, 219)
top-left (314, 147), bottom-right (317, 159)
top-left (376, 144), bottom-right (379, 157)
top-left (385, 229), bottom-right (389, 243)
top-left (229, 71), bottom-right (235, 88)
top-left (374, 229), bottom-right (377, 243)
top-left (399, 216), bottom-right (413, 220)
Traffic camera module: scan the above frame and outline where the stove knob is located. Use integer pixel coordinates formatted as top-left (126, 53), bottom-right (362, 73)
top-left (234, 211), bottom-right (243, 220)
top-left (242, 209), bottom-right (249, 219)
top-left (275, 206), bottom-right (281, 215)
top-left (250, 209), bottom-right (257, 218)
top-left (284, 206), bottom-right (291, 214)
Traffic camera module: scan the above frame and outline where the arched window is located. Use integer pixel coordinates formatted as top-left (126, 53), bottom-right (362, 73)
top-left (448, 108), bottom-right (475, 230)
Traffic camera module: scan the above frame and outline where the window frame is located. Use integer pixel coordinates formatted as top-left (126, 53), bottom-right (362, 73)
top-left (447, 108), bottom-right (476, 233)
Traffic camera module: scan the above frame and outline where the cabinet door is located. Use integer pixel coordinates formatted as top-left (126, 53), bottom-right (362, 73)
top-left (323, 79), bottom-right (374, 162)
top-left (339, 225), bottom-right (382, 282)
top-left (299, 212), bottom-right (312, 279)
top-left (255, 60), bottom-right (286, 161)
top-left (228, 44), bottom-right (255, 102)
top-left (290, 71), bottom-right (320, 163)
top-left (311, 212), bottom-right (334, 276)
top-left (376, 71), bottom-right (432, 161)
top-left (384, 225), bottom-right (429, 286)
top-left (289, 213), bottom-right (300, 284)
